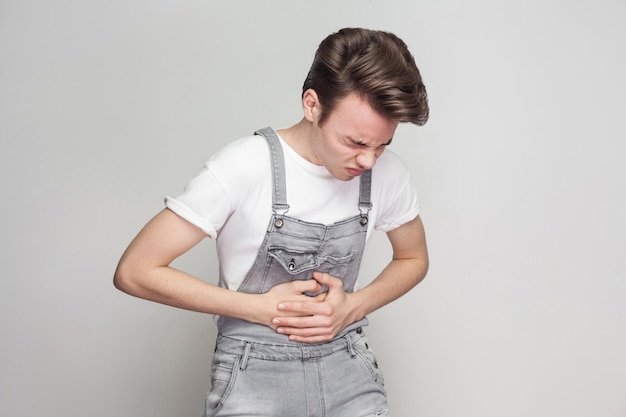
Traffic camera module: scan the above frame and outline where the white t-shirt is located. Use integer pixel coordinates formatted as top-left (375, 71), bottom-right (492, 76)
top-left (165, 129), bottom-right (419, 290)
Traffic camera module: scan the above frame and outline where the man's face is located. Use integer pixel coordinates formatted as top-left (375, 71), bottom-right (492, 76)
top-left (309, 93), bottom-right (398, 181)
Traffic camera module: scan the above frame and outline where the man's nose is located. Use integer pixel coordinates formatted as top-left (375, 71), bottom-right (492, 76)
top-left (356, 148), bottom-right (378, 169)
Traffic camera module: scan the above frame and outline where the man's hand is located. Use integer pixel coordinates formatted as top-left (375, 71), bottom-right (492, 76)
top-left (271, 271), bottom-right (359, 344)
top-left (256, 279), bottom-right (326, 328)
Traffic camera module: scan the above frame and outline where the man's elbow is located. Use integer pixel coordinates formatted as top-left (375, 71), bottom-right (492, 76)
top-left (413, 256), bottom-right (429, 287)
top-left (113, 261), bottom-right (140, 295)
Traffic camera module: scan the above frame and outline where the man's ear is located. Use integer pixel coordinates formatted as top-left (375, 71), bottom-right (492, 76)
top-left (302, 89), bottom-right (320, 123)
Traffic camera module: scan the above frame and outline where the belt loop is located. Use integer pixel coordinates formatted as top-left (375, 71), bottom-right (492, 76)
top-left (239, 341), bottom-right (252, 371)
top-left (345, 334), bottom-right (357, 358)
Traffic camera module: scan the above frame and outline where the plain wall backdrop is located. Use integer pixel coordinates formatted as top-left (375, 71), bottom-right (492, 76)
top-left (1, 1), bottom-right (625, 416)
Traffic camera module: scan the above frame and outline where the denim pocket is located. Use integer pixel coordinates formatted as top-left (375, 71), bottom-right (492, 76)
top-left (264, 248), bottom-right (356, 294)
top-left (354, 337), bottom-right (386, 388)
top-left (203, 352), bottom-right (240, 417)
top-left (268, 247), bottom-right (318, 274)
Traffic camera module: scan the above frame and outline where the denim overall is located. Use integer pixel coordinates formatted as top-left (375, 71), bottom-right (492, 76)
top-left (204, 128), bottom-right (389, 417)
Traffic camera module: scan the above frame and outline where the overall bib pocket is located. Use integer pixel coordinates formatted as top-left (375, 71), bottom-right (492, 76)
top-left (257, 247), bottom-right (356, 295)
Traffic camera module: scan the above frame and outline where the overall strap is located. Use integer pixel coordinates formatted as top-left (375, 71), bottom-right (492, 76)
top-left (254, 127), bottom-right (289, 215)
top-left (359, 169), bottom-right (373, 225)
top-left (254, 127), bottom-right (373, 223)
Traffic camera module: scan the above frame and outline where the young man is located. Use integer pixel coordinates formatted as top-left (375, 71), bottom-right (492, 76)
top-left (115, 27), bottom-right (429, 416)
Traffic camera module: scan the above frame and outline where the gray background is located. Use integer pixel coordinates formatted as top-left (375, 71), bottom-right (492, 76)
top-left (1, 1), bottom-right (625, 416)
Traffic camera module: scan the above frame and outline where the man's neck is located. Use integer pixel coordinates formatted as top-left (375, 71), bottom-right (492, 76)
top-left (276, 119), bottom-right (320, 165)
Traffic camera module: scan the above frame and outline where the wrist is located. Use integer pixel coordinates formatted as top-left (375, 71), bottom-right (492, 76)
top-left (345, 291), bottom-right (368, 323)
top-left (221, 291), bottom-right (268, 325)
top-left (244, 292), bottom-right (272, 325)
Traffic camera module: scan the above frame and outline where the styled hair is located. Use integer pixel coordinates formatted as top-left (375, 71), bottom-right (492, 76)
top-left (303, 28), bottom-right (429, 126)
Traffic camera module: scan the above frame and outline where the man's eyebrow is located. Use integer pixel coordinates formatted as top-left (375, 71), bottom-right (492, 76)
top-left (348, 137), bottom-right (394, 147)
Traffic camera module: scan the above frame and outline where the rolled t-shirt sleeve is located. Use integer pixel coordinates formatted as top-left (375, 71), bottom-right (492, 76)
top-left (373, 151), bottom-right (421, 232)
top-left (375, 181), bottom-right (419, 232)
top-left (164, 162), bottom-right (232, 239)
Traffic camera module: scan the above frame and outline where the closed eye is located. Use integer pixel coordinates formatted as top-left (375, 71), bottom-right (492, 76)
top-left (346, 136), bottom-right (393, 149)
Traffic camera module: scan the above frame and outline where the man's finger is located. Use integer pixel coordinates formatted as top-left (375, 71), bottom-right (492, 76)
top-left (277, 300), bottom-right (332, 315)
top-left (287, 278), bottom-right (323, 293)
top-left (312, 271), bottom-right (343, 289)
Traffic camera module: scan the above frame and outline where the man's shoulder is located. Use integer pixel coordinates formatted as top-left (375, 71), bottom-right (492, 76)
top-left (215, 133), bottom-right (268, 159)
top-left (209, 133), bottom-right (270, 173)
top-left (373, 148), bottom-right (410, 178)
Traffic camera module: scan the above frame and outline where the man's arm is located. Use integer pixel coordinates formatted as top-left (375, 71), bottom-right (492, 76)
top-left (272, 215), bottom-right (429, 343)
top-left (114, 208), bottom-right (324, 325)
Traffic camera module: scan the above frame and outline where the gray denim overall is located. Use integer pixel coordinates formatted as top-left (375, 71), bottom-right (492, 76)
top-left (205, 128), bottom-right (389, 417)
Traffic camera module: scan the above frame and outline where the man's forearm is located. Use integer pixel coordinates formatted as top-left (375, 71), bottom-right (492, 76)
top-left (114, 264), bottom-right (266, 321)
top-left (114, 263), bottom-right (326, 327)
top-left (348, 256), bottom-right (429, 322)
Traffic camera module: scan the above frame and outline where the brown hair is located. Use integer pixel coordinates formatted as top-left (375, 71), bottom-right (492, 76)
top-left (303, 28), bottom-right (429, 126)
